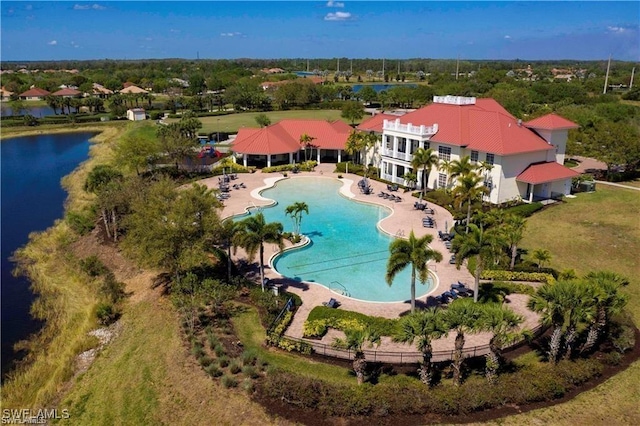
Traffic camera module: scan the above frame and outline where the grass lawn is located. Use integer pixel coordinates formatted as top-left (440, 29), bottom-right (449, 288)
top-left (59, 298), bottom-right (277, 426)
top-left (167, 109), bottom-right (361, 134)
top-left (494, 184), bottom-right (640, 426)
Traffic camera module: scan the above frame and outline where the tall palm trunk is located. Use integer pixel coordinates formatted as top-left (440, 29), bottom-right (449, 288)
top-left (510, 244), bottom-right (518, 270)
top-left (465, 199), bottom-right (472, 233)
top-left (226, 245), bottom-right (233, 283)
top-left (259, 244), bottom-right (266, 292)
top-left (473, 258), bottom-right (481, 303)
top-left (101, 208), bottom-right (112, 239)
top-left (452, 332), bottom-right (465, 386)
top-left (410, 266), bottom-right (416, 312)
top-left (581, 307), bottom-right (606, 354)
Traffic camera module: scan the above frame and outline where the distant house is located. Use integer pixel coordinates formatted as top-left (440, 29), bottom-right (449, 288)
top-left (127, 108), bottom-right (146, 121)
top-left (51, 88), bottom-right (82, 98)
top-left (1, 86), bottom-right (14, 102)
top-left (91, 83), bottom-right (114, 98)
top-left (120, 85), bottom-right (148, 95)
top-left (19, 87), bottom-right (51, 101)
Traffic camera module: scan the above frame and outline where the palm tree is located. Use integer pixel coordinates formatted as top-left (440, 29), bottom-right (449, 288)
top-left (478, 303), bottom-right (523, 383)
top-left (217, 219), bottom-right (240, 283)
top-left (410, 148), bottom-right (439, 193)
top-left (451, 173), bottom-right (489, 234)
top-left (393, 308), bottom-right (447, 385)
top-left (532, 248), bottom-right (552, 270)
top-left (502, 214), bottom-right (527, 270)
top-left (453, 224), bottom-right (505, 303)
top-left (386, 231), bottom-right (443, 312)
top-left (580, 271), bottom-right (629, 354)
top-left (284, 202), bottom-right (309, 236)
top-left (233, 212), bottom-right (285, 292)
top-left (438, 159), bottom-right (452, 189)
top-left (299, 133), bottom-right (316, 162)
top-left (443, 298), bottom-right (482, 386)
top-left (333, 326), bottom-right (381, 385)
top-left (527, 280), bottom-right (577, 364)
top-left (449, 155), bottom-right (475, 184)
top-left (345, 130), bottom-right (364, 165)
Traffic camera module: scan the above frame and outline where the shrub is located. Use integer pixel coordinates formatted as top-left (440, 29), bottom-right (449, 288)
top-left (66, 210), bottom-right (95, 235)
top-left (207, 333), bottom-right (219, 349)
top-left (502, 202), bottom-right (544, 217)
top-left (240, 350), bottom-right (257, 366)
top-left (242, 365), bottom-right (260, 379)
top-left (79, 255), bottom-right (108, 277)
top-left (214, 344), bottom-right (226, 358)
top-left (423, 189), bottom-right (455, 210)
top-left (100, 272), bottom-right (127, 303)
top-left (95, 302), bottom-right (119, 325)
top-left (221, 375), bottom-right (238, 388)
top-left (218, 356), bottom-right (230, 368)
top-left (205, 364), bottom-right (223, 377)
top-left (242, 379), bottom-right (255, 394)
top-left (199, 355), bottom-right (214, 368)
top-left (229, 361), bottom-right (242, 374)
top-left (480, 270), bottom-right (554, 283)
top-left (305, 306), bottom-right (398, 337)
top-left (191, 342), bottom-right (205, 358)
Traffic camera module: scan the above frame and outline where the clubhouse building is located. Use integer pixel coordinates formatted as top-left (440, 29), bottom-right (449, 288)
top-left (232, 95), bottom-right (580, 204)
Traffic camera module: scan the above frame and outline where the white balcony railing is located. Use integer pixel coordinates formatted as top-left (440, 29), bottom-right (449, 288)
top-left (381, 149), bottom-right (413, 163)
top-left (383, 119), bottom-right (438, 136)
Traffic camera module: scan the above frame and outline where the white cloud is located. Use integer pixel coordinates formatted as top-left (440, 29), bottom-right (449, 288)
top-left (73, 4), bottom-right (106, 11)
top-left (221, 32), bottom-right (242, 37)
top-left (71, 41), bottom-right (80, 48)
top-left (25, 4), bottom-right (33, 10)
top-left (326, 1), bottom-right (344, 7)
top-left (47, 40), bottom-right (57, 45)
top-left (324, 11), bottom-right (351, 21)
top-left (504, 35), bottom-right (511, 39)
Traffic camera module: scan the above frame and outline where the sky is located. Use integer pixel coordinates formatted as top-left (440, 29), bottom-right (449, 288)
top-left (1, 1), bottom-right (638, 62)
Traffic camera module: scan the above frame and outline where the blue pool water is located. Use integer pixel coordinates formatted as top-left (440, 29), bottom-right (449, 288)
top-left (244, 177), bottom-right (435, 302)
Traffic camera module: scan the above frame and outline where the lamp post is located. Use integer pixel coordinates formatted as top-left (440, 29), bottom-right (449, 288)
top-left (217, 118), bottom-right (220, 143)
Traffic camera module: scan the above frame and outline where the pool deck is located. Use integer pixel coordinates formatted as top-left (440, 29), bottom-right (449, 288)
top-left (199, 163), bottom-right (540, 359)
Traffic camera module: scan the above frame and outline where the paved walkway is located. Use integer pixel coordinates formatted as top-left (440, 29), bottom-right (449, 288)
top-left (198, 164), bottom-right (540, 359)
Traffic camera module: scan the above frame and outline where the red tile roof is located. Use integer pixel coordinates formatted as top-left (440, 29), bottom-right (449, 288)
top-left (19, 87), bottom-right (50, 97)
top-left (516, 162), bottom-right (579, 184)
top-left (51, 88), bottom-right (81, 96)
top-left (396, 98), bottom-right (554, 156)
top-left (232, 119), bottom-right (352, 155)
top-left (524, 113), bottom-right (579, 130)
top-left (357, 113), bottom-right (398, 133)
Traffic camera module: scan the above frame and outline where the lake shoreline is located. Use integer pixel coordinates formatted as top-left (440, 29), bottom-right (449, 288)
top-left (1, 124), bottom-right (126, 407)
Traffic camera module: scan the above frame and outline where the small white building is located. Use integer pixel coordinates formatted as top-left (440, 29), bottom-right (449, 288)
top-left (126, 108), bottom-right (146, 121)
top-left (359, 95), bottom-right (580, 204)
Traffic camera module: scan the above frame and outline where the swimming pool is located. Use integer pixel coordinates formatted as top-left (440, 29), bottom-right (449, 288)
top-left (245, 177), bottom-right (435, 302)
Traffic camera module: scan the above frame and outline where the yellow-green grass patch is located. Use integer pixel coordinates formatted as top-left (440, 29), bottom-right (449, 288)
top-left (168, 109), bottom-right (360, 134)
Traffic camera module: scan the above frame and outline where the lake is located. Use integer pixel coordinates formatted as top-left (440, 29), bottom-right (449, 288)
top-left (1, 132), bottom-right (95, 378)
top-left (0, 105), bottom-right (56, 117)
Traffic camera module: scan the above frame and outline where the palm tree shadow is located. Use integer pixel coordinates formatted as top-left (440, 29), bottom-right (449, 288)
top-left (305, 230), bottom-right (323, 238)
top-left (271, 277), bottom-right (311, 292)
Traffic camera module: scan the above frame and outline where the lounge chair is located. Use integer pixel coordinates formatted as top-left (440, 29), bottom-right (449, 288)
top-left (323, 298), bottom-right (340, 309)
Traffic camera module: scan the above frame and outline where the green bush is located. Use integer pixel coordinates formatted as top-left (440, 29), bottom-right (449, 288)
top-left (221, 375), bottom-right (238, 388)
top-left (241, 379), bottom-right (255, 394)
top-left (261, 160), bottom-right (317, 174)
top-left (100, 272), bottom-right (127, 303)
top-left (205, 364), bottom-right (223, 377)
top-left (218, 356), bottom-right (230, 368)
top-left (199, 355), bottom-right (214, 368)
top-left (240, 350), bottom-right (257, 366)
top-left (95, 302), bottom-right (119, 325)
top-left (214, 344), bottom-right (225, 357)
top-left (79, 255), bottom-right (108, 277)
top-left (502, 202), bottom-right (544, 217)
top-left (66, 210), bottom-right (95, 235)
top-left (423, 189), bottom-right (455, 210)
top-left (480, 270), bottom-right (555, 283)
top-left (242, 365), bottom-right (260, 379)
top-left (479, 281), bottom-right (537, 298)
top-left (229, 361), bottom-right (242, 374)
top-left (305, 306), bottom-right (398, 337)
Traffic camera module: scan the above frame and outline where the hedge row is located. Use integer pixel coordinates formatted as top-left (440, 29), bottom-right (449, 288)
top-left (481, 270), bottom-right (555, 283)
top-left (502, 202), bottom-right (544, 217)
top-left (261, 161), bottom-right (317, 174)
top-left (304, 306), bottom-right (397, 338)
top-left (259, 358), bottom-right (603, 417)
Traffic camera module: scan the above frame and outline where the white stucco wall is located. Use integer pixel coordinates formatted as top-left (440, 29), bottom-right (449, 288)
top-left (530, 128), bottom-right (569, 164)
top-left (496, 151), bottom-right (550, 203)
